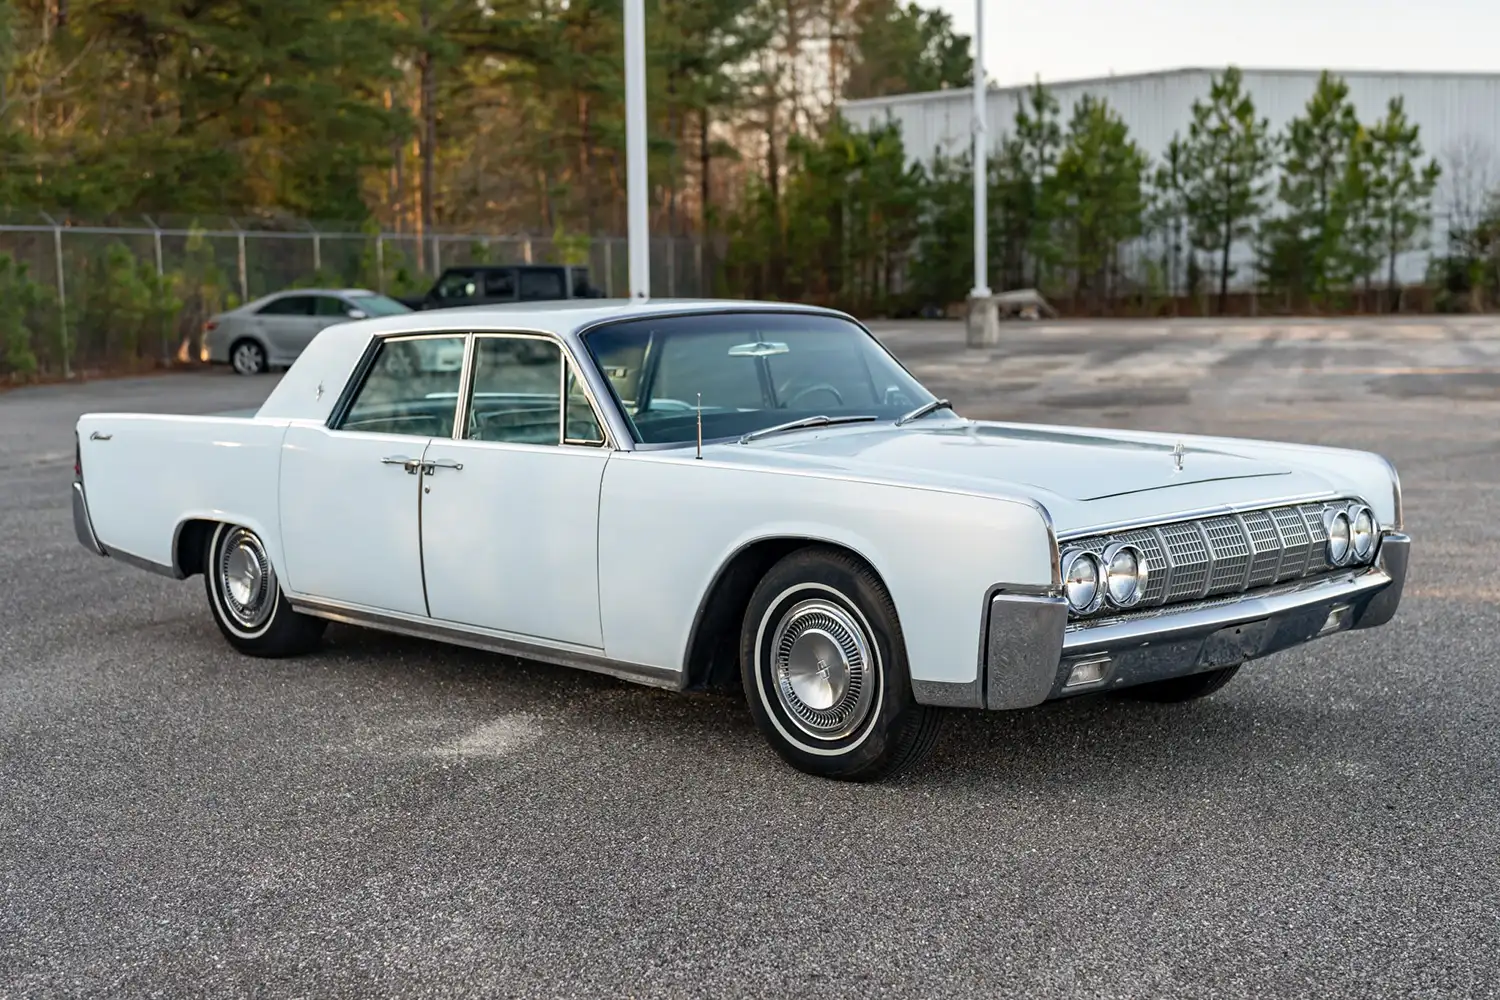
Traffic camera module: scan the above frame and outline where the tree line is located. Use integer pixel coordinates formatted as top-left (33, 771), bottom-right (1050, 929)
top-left (0, 0), bottom-right (968, 245)
top-left (5, 2), bottom-right (1500, 380)
top-left (736, 67), bottom-right (1498, 317)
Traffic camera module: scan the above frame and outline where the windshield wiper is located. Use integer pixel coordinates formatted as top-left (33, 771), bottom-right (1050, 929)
top-left (894, 398), bottom-right (953, 426)
top-left (738, 414), bottom-right (878, 444)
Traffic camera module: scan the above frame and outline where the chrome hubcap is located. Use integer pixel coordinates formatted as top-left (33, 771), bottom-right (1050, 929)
top-left (770, 598), bottom-right (876, 740)
top-left (217, 528), bottom-right (274, 630)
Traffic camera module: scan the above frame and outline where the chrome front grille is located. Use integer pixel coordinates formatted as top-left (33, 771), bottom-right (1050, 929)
top-left (1064, 499), bottom-right (1364, 619)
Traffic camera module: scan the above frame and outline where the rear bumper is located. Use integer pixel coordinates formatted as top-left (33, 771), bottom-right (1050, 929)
top-left (971, 531), bottom-right (1410, 710)
top-left (72, 481), bottom-right (107, 556)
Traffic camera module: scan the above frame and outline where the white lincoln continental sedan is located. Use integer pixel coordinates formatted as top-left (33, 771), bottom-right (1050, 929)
top-left (71, 300), bottom-right (1409, 781)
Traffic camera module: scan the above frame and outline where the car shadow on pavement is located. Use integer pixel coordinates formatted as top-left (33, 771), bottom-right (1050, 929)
top-left (311, 623), bottom-right (1431, 802)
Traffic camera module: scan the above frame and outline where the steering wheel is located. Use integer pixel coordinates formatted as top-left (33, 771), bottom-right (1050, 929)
top-left (784, 382), bottom-right (844, 408)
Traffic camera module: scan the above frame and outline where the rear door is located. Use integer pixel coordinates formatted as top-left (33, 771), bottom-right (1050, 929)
top-left (252, 294), bottom-right (320, 358)
top-left (309, 294), bottom-right (358, 346)
top-left (278, 332), bottom-right (470, 615)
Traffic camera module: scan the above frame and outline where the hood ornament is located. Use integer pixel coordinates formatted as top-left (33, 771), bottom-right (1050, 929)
top-left (1171, 440), bottom-right (1185, 472)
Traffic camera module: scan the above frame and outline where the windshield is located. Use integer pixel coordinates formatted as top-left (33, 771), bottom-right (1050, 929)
top-left (580, 311), bottom-right (937, 445)
top-left (348, 293), bottom-right (411, 316)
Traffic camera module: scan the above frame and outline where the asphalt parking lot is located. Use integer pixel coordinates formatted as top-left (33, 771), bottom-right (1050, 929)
top-left (3, 315), bottom-right (1498, 998)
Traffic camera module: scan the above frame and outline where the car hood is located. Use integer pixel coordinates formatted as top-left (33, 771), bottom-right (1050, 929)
top-left (701, 419), bottom-right (1341, 533)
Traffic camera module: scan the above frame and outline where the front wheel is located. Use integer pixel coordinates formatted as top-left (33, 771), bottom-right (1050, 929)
top-left (740, 546), bottom-right (943, 781)
top-left (204, 523), bottom-right (326, 657)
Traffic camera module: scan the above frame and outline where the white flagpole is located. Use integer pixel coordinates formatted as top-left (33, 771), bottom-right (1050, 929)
top-left (624, 0), bottom-right (650, 299)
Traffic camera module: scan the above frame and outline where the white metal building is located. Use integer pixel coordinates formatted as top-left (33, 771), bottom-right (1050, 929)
top-left (841, 67), bottom-right (1500, 286)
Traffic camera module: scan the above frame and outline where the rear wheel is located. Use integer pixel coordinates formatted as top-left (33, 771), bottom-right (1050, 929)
top-left (1121, 664), bottom-right (1241, 702)
top-left (203, 523), bottom-right (325, 657)
top-left (230, 338), bottom-right (267, 375)
top-left (740, 546), bottom-right (942, 782)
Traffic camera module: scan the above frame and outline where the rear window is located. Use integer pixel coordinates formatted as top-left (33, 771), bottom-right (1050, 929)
top-left (346, 293), bottom-right (411, 316)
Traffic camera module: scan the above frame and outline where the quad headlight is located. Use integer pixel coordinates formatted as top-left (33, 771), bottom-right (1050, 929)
top-left (1062, 545), bottom-right (1148, 614)
top-left (1325, 502), bottom-right (1380, 567)
top-left (1102, 543), bottom-right (1148, 608)
top-left (1349, 504), bottom-right (1376, 561)
top-left (1324, 508), bottom-right (1352, 565)
top-left (1061, 550), bottom-right (1102, 613)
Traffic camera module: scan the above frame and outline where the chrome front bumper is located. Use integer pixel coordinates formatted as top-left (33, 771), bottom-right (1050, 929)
top-left (979, 531), bottom-right (1410, 710)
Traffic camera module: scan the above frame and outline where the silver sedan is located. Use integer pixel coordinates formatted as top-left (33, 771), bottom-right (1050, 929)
top-left (204, 288), bottom-right (416, 375)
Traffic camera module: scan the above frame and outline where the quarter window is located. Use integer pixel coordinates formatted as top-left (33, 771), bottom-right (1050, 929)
top-left (565, 367), bottom-right (604, 444)
top-left (336, 336), bottom-right (468, 438)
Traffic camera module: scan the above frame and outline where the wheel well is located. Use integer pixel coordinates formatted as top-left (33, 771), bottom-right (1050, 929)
top-left (174, 519), bottom-right (220, 578)
top-left (682, 537), bottom-right (881, 694)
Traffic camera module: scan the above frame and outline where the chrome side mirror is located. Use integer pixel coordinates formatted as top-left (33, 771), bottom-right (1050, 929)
top-left (346, 308), bottom-right (367, 319)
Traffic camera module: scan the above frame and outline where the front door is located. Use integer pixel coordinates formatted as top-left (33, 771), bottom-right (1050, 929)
top-left (419, 333), bottom-right (611, 648)
top-left (278, 333), bottom-right (470, 615)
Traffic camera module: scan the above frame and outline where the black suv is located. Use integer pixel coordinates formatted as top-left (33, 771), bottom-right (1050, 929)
top-left (399, 264), bottom-right (603, 310)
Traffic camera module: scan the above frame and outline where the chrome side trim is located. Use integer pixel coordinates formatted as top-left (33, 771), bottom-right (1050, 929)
top-left (983, 592), bottom-right (1069, 710)
top-left (1029, 499), bottom-right (1063, 590)
top-left (1350, 532), bottom-right (1409, 629)
top-left (108, 546), bottom-right (182, 578)
top-left (72, 482), bottom-right (107, 557)
top-left (287, 596), bottom-right (683, 690)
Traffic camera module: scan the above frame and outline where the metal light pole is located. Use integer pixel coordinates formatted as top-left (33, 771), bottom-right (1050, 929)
top-left (971, 0), bottom-right (989, 300)
top-left (624, 0), bottom-right (650, 299)
top-left (965, 0), bottom-right (999, 347)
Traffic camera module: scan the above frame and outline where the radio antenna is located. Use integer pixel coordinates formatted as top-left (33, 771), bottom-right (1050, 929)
top-left (696, 393), bottom-right (703, 459)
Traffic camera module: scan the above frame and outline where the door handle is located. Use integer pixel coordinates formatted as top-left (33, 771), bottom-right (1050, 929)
top-left (422, 458), bottom-right (464, 475)
top-left (381, 455), bottom-right (422, 474)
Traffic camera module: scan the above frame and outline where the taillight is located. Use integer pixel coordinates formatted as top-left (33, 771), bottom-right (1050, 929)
top-left (74, 431), bottom-right (82, 478)
top-left (204, 320), bottom-right (218, 331)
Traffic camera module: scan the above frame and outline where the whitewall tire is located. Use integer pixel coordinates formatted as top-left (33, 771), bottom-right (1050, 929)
top-left (739, 546), bottom-right (943, 781)
top-left (204, 523), bottom-right (325, 657)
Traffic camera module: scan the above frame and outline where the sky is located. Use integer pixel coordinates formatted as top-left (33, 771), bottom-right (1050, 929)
top-left (929, 0), bottom-right (1500, 87)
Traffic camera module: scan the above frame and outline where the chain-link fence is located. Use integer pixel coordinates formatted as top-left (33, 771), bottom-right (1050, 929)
top-left (0, 213), bottom-right (714, 380)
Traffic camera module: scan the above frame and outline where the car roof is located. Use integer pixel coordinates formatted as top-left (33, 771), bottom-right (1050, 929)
top-left (233, 288), bottom-right (383, 311)
top-left (264, 287), bottom-right (378, 297)
top-left (332, 298), bottom-right (855, 341)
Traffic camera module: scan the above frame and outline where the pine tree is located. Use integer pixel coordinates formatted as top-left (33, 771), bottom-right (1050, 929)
top-left (1053, 94), bottom-right (1147, 310)
top-left (1011, 79), bottom-right (1063, 289)
top-left (1181, 66), bottom-right (1276, 314)
top-left (1150, 134), bottom-right (1191, 303)
top-left (1262, 71), bottom-right (1362, 305)
top-left (1358, 96), bottom-right (1442, 312)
